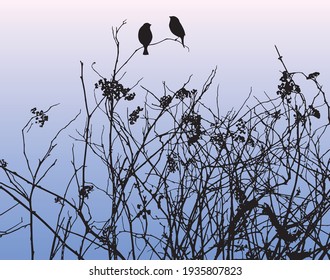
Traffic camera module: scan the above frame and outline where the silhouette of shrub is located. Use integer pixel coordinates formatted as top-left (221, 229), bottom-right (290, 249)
top-left (1, 21), bottom-right (330, 260)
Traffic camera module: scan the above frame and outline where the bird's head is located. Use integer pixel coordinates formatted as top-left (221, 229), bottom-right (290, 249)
top-left (144, 23), bottom-right (151, 27)
top-left (170, 16), bottom-right (178, 20)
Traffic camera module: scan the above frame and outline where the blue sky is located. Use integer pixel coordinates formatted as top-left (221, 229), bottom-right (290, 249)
top-left (1, 0), bottom-right (328, 172)
top-left (0, 0), bottom-right (330, 259)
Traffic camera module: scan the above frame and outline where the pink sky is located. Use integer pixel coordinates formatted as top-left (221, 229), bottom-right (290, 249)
top-left (0, 0), bottom-right (329, 123)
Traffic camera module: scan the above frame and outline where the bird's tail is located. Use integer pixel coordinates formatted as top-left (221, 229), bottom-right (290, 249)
top-left (143, 47), bottom-right (149, 55)
top-left (181, 37), bottom-right (185, 48)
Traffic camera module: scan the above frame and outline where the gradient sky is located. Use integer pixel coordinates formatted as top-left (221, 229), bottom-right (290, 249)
top-left (1, 0), bottom-right (329, 148)
top-left (0, 0), bottom-right (330, 258)
top-left (1, 1), bottom-right (329, 114)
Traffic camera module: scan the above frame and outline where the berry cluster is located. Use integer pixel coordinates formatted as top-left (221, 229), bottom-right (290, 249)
top-left (175, 87), bottom-right (197, 101)
top-left (95, 78), bottom-right (135, 101)
top-left (210, 133), bottom-right (225, 147)
top-left (234, 118), bottom-right (247, 143)
top-left (31, 107), bottom-right (49, 127)
top-left (159, 95), bottom-right (172, 109)
top-left (128, 106), bottom-right (143, 125)
top-left (167, 154), bottom-right (178, 173)
top-left (181, 112), bottom-right (202, 145)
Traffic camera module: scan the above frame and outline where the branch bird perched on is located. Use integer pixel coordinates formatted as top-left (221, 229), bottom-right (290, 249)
top-left (138, 23), bottom-right (153, 55)
top-left (169, 16), bottom-right (185, 47)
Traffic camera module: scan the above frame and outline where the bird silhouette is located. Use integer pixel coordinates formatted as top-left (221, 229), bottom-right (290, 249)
top-left (169, 16), bottom-right (185, 47)
top-left (138, 23), bottom-right (152, 55)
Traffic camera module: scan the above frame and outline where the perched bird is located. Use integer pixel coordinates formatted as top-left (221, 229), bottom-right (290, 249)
top-left (138, 23), bottom-right (152, 55)
top-left (169, 16), bottom-right (185, 47)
